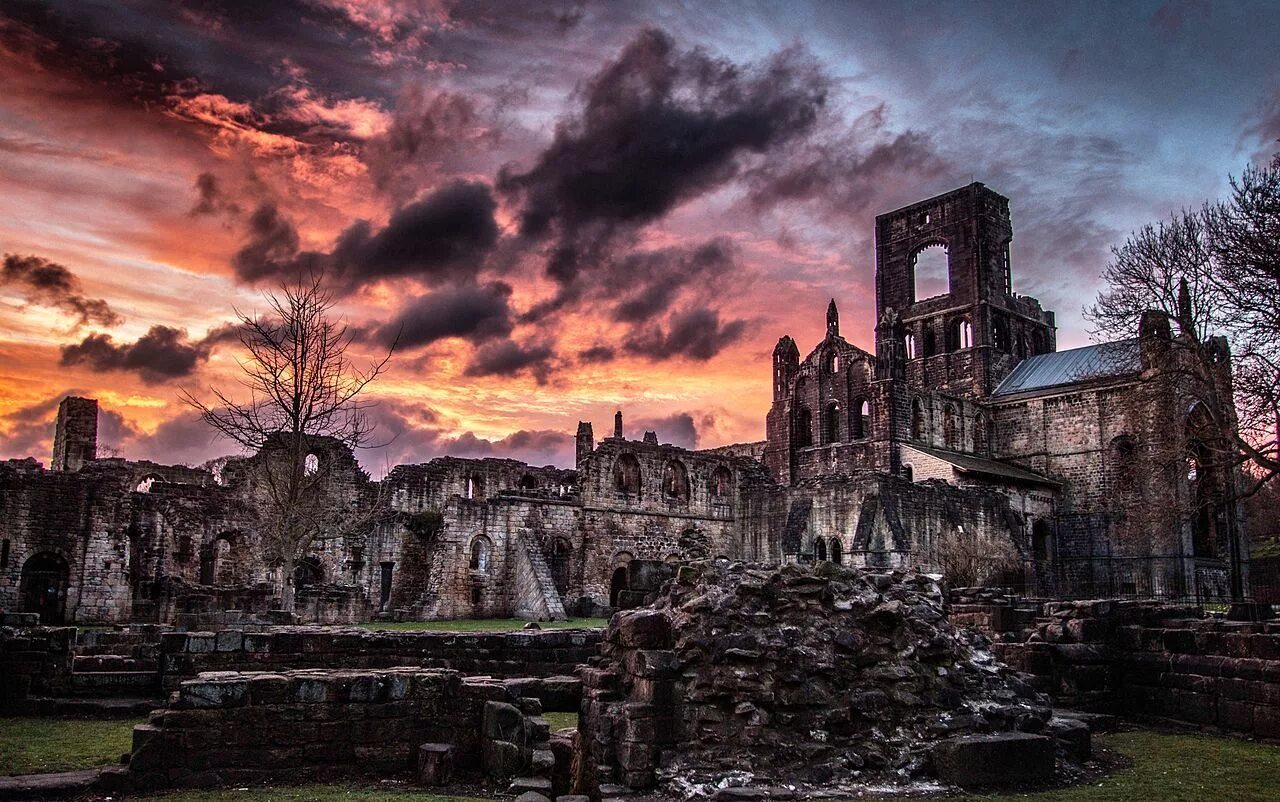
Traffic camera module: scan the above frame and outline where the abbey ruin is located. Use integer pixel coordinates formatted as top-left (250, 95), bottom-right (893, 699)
top-left (0, 183), bottom-right (1249, 627)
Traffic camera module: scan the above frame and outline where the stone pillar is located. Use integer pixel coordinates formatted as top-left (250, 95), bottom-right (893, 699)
top-left (575, 422), bottom-right (594, 469)
top-left (51, 396), bottom-right (98, 472)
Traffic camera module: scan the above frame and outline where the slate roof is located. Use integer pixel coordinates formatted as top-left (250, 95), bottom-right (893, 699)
top-left (906, 443), bottom-right (1061, 487)
top-left (992, 339), bottom-right (1141, 397)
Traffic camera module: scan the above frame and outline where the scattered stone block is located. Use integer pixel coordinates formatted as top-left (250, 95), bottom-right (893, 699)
top-left (416, 743), bottom-right (453, 786)
top-left (508, 776), bottom-right (554, 794)
top-left (932, 732), bottom-right (1055, 788)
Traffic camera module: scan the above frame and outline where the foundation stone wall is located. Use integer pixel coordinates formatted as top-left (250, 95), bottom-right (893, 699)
top-left (157, 627), bottom-right (604, 690)
top-left (102, 668), bottom-right (553, 792)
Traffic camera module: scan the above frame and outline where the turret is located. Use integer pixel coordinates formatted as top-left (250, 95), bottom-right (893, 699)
top-left (826, 298), bottom-right (840, 338)
top-left (51, 396), bottom-right (98, 472)
top-left (575, 421), bottom-right (594, 468)
top-left (1139, 309), bottom-right (1173, 369)
top-left (772, 336), bottom-right (800, 402)
top-left (613, 410), bottom-right (623, 439)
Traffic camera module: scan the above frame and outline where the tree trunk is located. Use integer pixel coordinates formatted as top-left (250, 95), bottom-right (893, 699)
top-left (280, 554), bottom-right (296, 613)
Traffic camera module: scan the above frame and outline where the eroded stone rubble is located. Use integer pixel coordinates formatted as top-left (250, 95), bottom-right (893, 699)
top-left (580, 560), bottom-right (1081, 797)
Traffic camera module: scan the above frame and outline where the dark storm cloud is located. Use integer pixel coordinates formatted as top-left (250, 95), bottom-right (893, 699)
top-left (189, 172), bottom-right (241, 216)
top-left (0, 0), bottom-right (411, 123)
top-left (465, 339), bottom-right (556, 384)
top-left (331, 181), bottom-right (499, 284)
top-left (230, 202), bottom-right (302, 282)
top-left (231, 181), bottom-right (499, 288)
top-left (577, 345), bottom-right (616, 365)
top-left (362, 87), bottom-right (503, 203)
top-left (744, 123), bottom-right (951, 219)
top-left (498, 27), bottom-right (829, 285)
top-left (623, 307), bottom-right (747, 361)
top-left (59, 323), bottom-right (236, 384)
top-left (372, 282), bottom-right (514, 349)
top-left (1, 253), bottom-right (122, 327)
top-left (630, 412), bottom-right (699, 449)
top-left (608, 239), bottom-right (736, 323)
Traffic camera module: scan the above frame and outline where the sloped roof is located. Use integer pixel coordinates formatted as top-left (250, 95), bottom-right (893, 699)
top-left (905, 443), bottom-right (1061, 487)
top-left (993, 339), bottom-right (1141, 397)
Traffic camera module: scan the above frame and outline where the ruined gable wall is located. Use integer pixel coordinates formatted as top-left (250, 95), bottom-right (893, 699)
top-left (764, 342), bottom-right (889, 484)
top-left (575, 439), bottom-right (754, 607)
top-left (741, 472), bottom-right (1024, 572)
top-left (986, 380), bottom-right (1168, 560)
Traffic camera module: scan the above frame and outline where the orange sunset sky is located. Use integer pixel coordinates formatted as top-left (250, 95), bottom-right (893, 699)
top-left (2, 1), bottom-right (1278, 475)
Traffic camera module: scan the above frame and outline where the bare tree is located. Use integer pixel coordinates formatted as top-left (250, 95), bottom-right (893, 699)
top-left (1088, 154), bottom-right (1280, 492)
top-left (933, 526), bottom-right (1020, 588)
top-left (185, 275), bottom-right (395, 611)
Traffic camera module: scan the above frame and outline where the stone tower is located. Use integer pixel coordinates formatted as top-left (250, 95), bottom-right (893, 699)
top-left (873, 183), bottom-right (1056, 399)
top-left (575, 421), bottom-right (594, 468)
top-left (51, 396), bottom-right (98, 472)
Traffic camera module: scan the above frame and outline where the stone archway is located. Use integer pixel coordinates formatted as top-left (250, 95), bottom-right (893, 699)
top-left (20, 552), bottom-right (70, 624)
top-left (609, 566), bottom-right (628, 608)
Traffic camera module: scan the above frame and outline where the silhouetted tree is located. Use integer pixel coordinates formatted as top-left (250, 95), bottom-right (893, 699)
top-left (1088, 154), bottom-right (1280, 493)
top-left (185, 275), bottom-right (395, 611)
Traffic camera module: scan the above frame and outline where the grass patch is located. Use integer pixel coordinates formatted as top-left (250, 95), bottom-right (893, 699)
top-left (0, 717), bottom-right (137, 776)
top-left (543, 712), bottom-right (578, 732)
top-left (126, 730), bottom-right (1280, 800)
top-left (355, 617), bottom-right (606, 632)
top-left (878, 730), bottom-right (1280, 801)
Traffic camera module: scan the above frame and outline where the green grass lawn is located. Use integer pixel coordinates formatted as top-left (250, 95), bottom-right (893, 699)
top-left (883, 730), bottom-right (1280, 802)
top-left (354, 617), bottom-right (606, 632)
top-left (4, 719), bottom-right (1277, 802)
top-left (0, 717), bottom-right (137, 776)
top-left (543, 711), bottom-right (578, 732)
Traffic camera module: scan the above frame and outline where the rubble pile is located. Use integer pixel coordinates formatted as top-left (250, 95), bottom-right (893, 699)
top-left (580, 561), bottom-right (1080, 797)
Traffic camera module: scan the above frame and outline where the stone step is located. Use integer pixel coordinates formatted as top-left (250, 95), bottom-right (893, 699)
top-left (31, 695), bottom-right (163, 718)
top-left (0, 769), bottom-right (101, 800)
top-left (70, 671), bottom-right (160, 696)
top-left (73, 654), bottom-right (158, 672)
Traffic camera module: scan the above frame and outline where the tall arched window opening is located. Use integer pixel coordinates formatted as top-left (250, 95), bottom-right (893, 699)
top-left (824, 402), bottom-right (841, 444)
top-left (850, 398), bottom-right (870, 440)
top-left (795, 407), bottom-right (813, 448)
top-left (469, 537), bottom-right (491, 572)
top-left (911, 244), bottom-right (950, 301)
top-left (662, 460), bottom-right (690, 500)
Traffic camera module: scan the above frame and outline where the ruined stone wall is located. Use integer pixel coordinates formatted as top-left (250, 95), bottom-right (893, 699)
top-left (739, 472), bottom-right (1026, 572)
top-left (985, 378), bottom-right (1210, 596)
top-left (983, 600), bottom-right (1280, 740)
top-left (156, 627), bottom-right (603, 690)
top-left (874, 182), bottom-right (1056, 401)
top-left (106, 669), bottom-right (552, 792)
top-left (0, 621), bottom-right (73, 713)
top-left (578, 562), bottom-right (1062, 797)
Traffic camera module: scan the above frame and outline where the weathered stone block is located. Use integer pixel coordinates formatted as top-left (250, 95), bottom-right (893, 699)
top-left (179, 679), bottom-right (249, 709)
top-left (610, 610), bottom-right (672, 649)
top-left (932, 732), bottom-right (1054, 788)
top-left (416, 742), bottom-right (453, 786)
top-left (1047, 717), bottom-right (1090, 761)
